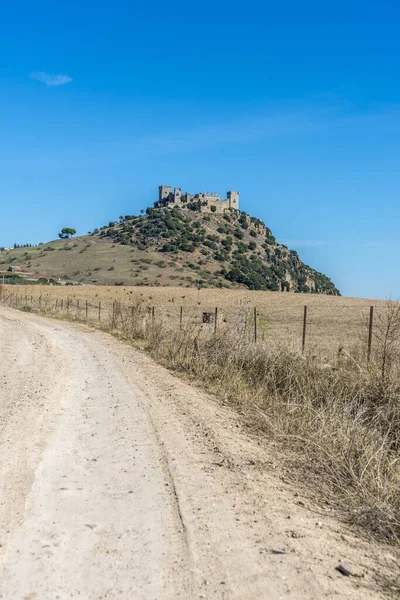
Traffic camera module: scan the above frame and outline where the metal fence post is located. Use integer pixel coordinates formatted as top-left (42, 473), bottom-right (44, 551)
top-left (367, 305), bottom-right (374, 364)
top-left (302, 305), bottom-right (307, 353)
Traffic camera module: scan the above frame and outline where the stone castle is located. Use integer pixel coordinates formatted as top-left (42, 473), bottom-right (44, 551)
top-left (156, 185), bottom-right (239, 213)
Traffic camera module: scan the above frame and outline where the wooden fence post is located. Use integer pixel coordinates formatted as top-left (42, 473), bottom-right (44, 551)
top-left (367, 305), bottom-right (374, 364)
top-left (77, 299), bottom-right (80, 311)
top-left (85, 300), bottom-right (88, 319)
top-left (254, 307), bottom-right (257, 343)
top-left (302, 305), bottom-right (307, 353)
top-left (151, 306), bottom-right (155, 325)
top-left (180, 306), bottom-right (183, 330)
top-left (98, 302), bottom-right (101, 321)
top-left (61, 298), bottom-right (64, 310)
top-left (214, 307), bottom-right (218, 334)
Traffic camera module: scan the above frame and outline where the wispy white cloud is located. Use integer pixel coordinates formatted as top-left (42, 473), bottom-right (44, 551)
top-left (4, 101), bottom-right (400, 167)
top-left (360, 240), bottom-right (400, 247)
top-left (283, 239), bottom-right (400, 249)
top-left (30, 72), bottom-right (73, 87)
top-left (107, 104), bottom-right (400, 160)
top-left (282, 240), bottom-right (329, 248)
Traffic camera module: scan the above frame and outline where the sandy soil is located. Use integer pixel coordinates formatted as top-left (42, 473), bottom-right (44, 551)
top-left (0, 307), bottom-right (398, 599)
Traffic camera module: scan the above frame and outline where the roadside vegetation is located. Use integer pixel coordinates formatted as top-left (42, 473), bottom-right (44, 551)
top-left (148, 303), bottom-right (400, 544)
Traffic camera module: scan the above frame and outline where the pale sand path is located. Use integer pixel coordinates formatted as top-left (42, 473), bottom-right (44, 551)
top-left (0, 307), bottom-right (397, 599)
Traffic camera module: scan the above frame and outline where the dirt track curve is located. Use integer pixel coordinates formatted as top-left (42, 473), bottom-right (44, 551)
top-left (0, 307), bottom-right (396, 599)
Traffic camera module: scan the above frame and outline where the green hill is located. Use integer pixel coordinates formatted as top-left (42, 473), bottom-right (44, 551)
top-left (0, 205), bottom-right (339, 294)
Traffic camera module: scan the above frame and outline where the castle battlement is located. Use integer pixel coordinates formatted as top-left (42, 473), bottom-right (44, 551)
top-left (156, 185), bottom-right (239, 213)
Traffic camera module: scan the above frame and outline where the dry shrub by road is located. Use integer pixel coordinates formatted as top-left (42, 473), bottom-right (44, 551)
top-left (3, 284), bottom-right (390, 358)
top-left (144, 303), bottom-right (400, 545)
top-left (1, 286), bottom-right (399, 545)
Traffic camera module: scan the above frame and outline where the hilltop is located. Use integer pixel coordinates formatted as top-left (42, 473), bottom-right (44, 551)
top-left (0, 205), bottom-right (339, 294)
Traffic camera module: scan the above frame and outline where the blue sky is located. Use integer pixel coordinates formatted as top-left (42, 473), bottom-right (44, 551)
top-left (1, 0), bottom-right (400, 298)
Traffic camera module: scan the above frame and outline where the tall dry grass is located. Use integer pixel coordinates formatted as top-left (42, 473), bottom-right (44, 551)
top-left (1, 287), bottom-right (399, 543)
top-left (144, 304), bottom-right (400, 543)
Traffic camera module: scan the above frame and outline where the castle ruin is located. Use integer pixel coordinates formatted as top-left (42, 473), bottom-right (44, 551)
top-left (156, 186), bottom-right (239, 213)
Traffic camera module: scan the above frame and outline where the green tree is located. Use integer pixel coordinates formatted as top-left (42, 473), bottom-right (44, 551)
top-left (58, 227), bottom-right (77, 239)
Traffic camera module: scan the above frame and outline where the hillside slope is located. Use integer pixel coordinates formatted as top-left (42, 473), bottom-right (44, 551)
top-left (0, 206), bottom-right (339, 293)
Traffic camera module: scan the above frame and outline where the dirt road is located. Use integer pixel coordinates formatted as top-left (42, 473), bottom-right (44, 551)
top-left (0, 308), bottom-right (396, 599)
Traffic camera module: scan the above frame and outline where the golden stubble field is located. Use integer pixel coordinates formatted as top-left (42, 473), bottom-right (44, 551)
top-left (7, 285), bottom-right (387, 359)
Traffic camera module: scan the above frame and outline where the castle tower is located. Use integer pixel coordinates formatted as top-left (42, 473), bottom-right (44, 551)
top-left (173, 187), bottom-right (182, 203)
top-left (227, 190), bottom-right (239, 210)
top-left (159, 185), bottom-right (171, 202)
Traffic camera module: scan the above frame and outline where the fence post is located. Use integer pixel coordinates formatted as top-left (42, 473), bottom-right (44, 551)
top-left (112, 301), bottom-right (115, 324)
top-left (254, 307), bottom-right (257, 343)
top-left (77, 299), bottom-right (80, 311)
top-left (151, 306), bottom-right (155, 325)
top-left (98, 302), bottom-right (101, 321)
top-left (55, 299), bottom-right (58, 309)
top-left (367, 305), bottom-right (374, 364)
top-left (180, 306), bottom-right (183, 330)
top-left (214, 307), bottom-right (218, 334)
top-left (85, 300), bottom-right (88, 319)
top-left (67, 298), bottom-right (70, 312)
top-left (61, 298), bottom-right (64, 310)
top-left (302, 305), bottom-right (307, 353)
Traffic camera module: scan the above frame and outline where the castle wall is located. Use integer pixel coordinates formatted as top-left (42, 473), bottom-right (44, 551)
top-left (199, 193), bottom-right (221, 203)
top-left (205, 199), bottom-right (230, 213)
top-left (156, 186), bottom-right (239, 212)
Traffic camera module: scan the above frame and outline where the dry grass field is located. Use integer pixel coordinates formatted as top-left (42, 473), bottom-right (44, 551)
top-left (7, 284), bottom-right (385, 360)
top-left (0, 237), bottom-right (220, 287)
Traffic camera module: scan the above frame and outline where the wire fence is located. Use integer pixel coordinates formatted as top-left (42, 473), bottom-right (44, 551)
top-left (0, 287), bottom-right (379, 363)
